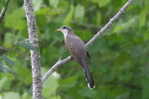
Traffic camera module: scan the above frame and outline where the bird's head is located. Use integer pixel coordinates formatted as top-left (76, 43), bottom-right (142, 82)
top-left (57, 26), bottom-right (72, 35)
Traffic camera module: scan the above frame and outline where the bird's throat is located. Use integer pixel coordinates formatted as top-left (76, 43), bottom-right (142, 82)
top-left (63, 31), bottom-right (68, 40)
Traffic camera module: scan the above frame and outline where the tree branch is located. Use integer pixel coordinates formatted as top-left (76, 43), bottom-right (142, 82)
top-left (85, 0), bottom-right (132, 47)
top-left (0, 0), bottom-right (10, 23)
top-left (24, 0), bottom-right (42, 99)
top-left (42, 56), bottom-right (72, 82)
top-left (42, 0), bottom-right (133, 82)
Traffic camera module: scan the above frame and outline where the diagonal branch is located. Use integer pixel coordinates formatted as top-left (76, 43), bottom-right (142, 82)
top-left (0, 0), bottom-right (10, 23)
top-left (42, 56), bottom-right (72, 82)
top-left (42, 0), bottom-right (133, 82)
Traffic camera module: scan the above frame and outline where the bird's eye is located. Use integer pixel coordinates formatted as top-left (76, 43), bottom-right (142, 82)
top-left (63, 26), bottom-right (67, 29)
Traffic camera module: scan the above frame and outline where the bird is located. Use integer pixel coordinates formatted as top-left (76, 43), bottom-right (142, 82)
top-left (57, 26), bottom-right (95, 88)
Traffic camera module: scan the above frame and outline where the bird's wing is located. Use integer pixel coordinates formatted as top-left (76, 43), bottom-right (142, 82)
top-left (65, 34), bottom-right (87, 62)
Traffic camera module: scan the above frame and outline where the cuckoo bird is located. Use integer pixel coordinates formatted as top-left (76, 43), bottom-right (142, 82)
top-left (57, 26), bottom-right (95, 88)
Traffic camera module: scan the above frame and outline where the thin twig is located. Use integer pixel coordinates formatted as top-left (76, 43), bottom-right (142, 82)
top-left (85, 0), bottom-right (132, 47)
top-left (0, 0), bottom-right (10, 23)
top-left (42, 0), bottom-right (133, 82)
top-left (24, 0), bottom-right (42, 99)
top-left (42, 56), bottom-right (71, 82)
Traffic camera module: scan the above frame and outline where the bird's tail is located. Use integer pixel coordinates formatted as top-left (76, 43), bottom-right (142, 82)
top-left (81, 62), bottom-right (95, 88)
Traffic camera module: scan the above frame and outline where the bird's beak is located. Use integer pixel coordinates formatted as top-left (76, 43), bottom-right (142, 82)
top-left (57, 28), bottom-right (61, 32)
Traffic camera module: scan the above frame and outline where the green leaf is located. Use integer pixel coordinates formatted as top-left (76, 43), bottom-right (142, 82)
top-left (4, 32), bottom-right (16, 47)
top-left (60, 75), bottom-right (78, 88)
top-left (14, 65), bottom-right (32, 85)
top-left (74, 4), bottom-right (85, 22)
top-left (16, 39), bottom-right (36, 51)
top-left (139, 7), bottom-right (147, 27)
top-left (49, 0), bottom-right (59, 8)
top-left (142, 77), bottom-right (149, 99)
top-left (22, 93), bottom-right (32, 99)
top-left (113, 17), bottom-right (136, 34)
top-left (2, 92), bottom-right (20, 99)
top-left (36, 8), bottom-right (49, 15)
top-left (42, 68), bottom-right (60, 98)
top-left (116, 92), bottom-right (129, 99)
top-left (95, 13), bottom-right (101, 25)
top-left (78, 88), bottom-right (97, 98)
top-left (98, 0), bottom-right (111, 7)
top-left (0, 77), bottom-right (12, 90)
top-left (1, 56), bottom-right (14, 65)
top-left (92, 0), bottom-right (111, 7)
top-left (4, 8), bottom-right (26, 31)
top-left (0, 64), bottom-right (12, 73)
top-left (33, 0), bottom-right (43, 11)
top-left (64, 5), bottom-right (74, 25)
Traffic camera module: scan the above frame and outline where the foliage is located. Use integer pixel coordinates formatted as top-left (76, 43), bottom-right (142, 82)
top-left (0, 0), bottom-right (148, 98)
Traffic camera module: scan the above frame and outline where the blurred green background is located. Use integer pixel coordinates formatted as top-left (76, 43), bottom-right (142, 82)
top-left (0, 0), bottom-right (149, 99)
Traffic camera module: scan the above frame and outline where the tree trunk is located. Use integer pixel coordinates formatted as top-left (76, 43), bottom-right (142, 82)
top-left (24, 0), bottom-right (42, 99)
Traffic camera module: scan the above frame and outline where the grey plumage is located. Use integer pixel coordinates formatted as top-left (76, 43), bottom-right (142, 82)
top-left (58, 26), bottom-right (95, 88)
